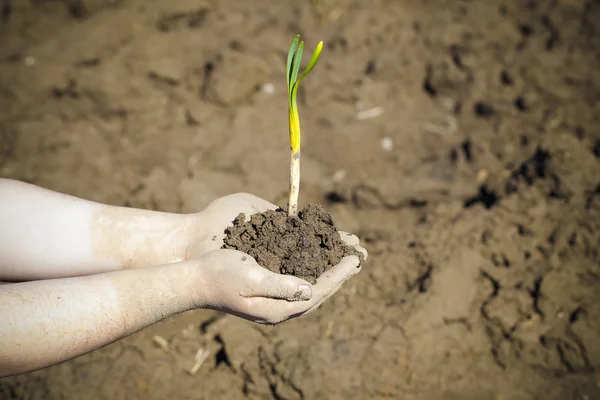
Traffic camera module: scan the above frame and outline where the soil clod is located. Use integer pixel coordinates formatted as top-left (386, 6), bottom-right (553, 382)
top-left (222, 204), bottom-right (363, 284)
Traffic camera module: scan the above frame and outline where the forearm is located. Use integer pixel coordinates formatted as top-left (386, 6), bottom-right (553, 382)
top-left (0, 179), bottom-right (192, 280)
top-left (0, 262), bottom-right (198, 377)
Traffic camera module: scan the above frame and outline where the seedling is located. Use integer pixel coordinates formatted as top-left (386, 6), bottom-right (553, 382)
top-left (224, 36), bottom-right (361, 281)
top-left (286, 35), bottom-right (323, 217)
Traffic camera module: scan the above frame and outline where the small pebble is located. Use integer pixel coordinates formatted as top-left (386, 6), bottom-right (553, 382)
top-left (189, 349), bottom-right (210, 376)
top-left (152, 335), bottom-right (169, 351)
top-left (332, 169), bottom-right (347, 182)
top-left (24, 56), bottom-right (36, 66)
top-left (380, 137), bottom-right (393, 151)
top-left (262, 83), bottom-right (275, 94)
top-left (357, 106), bottom-right (384, 120)
top-left (476, 169), bottom-right (489, 184)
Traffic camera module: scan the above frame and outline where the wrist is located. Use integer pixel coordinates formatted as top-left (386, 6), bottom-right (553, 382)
top-left (179, 251), bottom-right (227, 310)
top-left (103, 262), bottom-right (201, 333)
top-left (91, 205), bottom-right (195, 270)
top-left (161, 262), bottom-right (202, 314)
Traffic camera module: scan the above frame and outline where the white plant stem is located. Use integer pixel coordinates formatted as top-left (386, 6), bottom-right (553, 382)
top-left (288, 151), bottom-right (300, 217)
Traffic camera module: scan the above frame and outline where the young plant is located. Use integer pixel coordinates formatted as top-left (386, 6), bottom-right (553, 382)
top-left (286, 35), bottom-right (323, 217)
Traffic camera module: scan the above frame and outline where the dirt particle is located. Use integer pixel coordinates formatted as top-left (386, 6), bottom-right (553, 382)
top-left (519, 23), bottom-right (534, 37)
top-left (67, 0), bottom-right (87, 20)
top-left (461, 139), bottom-right (473, 162)
top-left (423, 65), bottom-right (438, 97)
top-left (449, 148), bottom-right (459, 164)
top-left (569, 307), bottom-right (583, 323)
top-left (214, 335), bottom-right (232, 367)
top-left (76, 57), bottom-right (101, 68)
top-left (592, 139), bottom-right (600, 159)
top-left (156, 8), bottom-right (209, 32)
top-left (325, 36), bottom-right (347, 52)
top-left (464, 185), bottom-right (500, 209)
top-left (409, 264), bottom-right (433, 293)
top-left (229, 39), bottom-right (245, 51)
top-left (541, 15), bottom-right (559, 50)
top-left (514, 96), bottom-right (527, 111)
top-left (517, 224), bottom-right (531, 236)
top-left (449, 44), bottom-right (465, 70)
top-left (500, 70), bottom-right (514, 85)
top-left (51, 80), bottom-right (79, 99)
top-left (364, 60), bottom-right (376, 75)
top-left (325, 191), bottom-right (347, 204)
top-left (188, 10), bottom-right (207, 28)
top-left (474, 101), bottom-right (495, 118)
top-left (185, 110), bottom-right (200, 126)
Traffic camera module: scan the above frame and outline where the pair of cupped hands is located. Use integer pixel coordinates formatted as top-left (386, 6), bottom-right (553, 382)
top-left (178, 193), bottom-right (367, 325)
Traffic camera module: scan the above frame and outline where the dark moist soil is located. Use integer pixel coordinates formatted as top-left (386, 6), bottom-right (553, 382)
top-left (222, 203), bottom-right (363, 284)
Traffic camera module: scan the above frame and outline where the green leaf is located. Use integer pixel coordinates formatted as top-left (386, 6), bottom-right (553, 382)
top-left (290, 41), bottom-right (323, 103)
top-left (296, 41), bottom-right (323, 86)
top-left (290, 41), bottom-right (304, 94)
top-left (286, 35), bottom-right (300, 91)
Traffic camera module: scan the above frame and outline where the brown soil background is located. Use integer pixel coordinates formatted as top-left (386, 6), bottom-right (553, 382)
top-left (1, 0), bottom-right (599, 399)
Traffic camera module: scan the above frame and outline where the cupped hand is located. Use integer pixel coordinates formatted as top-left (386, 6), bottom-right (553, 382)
top-left (192, 245), bottom-right (366, 325)
top-left (182, 193), bottom-right (367, 324)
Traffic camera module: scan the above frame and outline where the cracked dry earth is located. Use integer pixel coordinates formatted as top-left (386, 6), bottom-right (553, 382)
top-left (1, 0), bottom-right (599, 399)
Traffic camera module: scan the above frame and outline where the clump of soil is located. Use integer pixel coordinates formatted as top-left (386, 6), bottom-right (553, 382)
top-left (222, 203), bottom-right (363, 284)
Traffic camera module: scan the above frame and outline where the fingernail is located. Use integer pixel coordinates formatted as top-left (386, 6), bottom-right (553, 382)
top-left (298, 284), bottom-right (312, 300)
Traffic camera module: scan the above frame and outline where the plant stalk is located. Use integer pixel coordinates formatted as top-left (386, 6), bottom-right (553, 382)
top-left (285, 35), bottom-right (322, 218)
top-left (288, 150), bottom-right (300, 217)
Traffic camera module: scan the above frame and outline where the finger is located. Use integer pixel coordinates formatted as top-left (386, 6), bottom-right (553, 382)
top-left (339, 231), bottom-right (359, 246)
top-left (339, 232), bottom-right (368, 261)
top-left (240, 272), bottom-right (313, 301)
top-left (353, 245), bottom-right (368, 261)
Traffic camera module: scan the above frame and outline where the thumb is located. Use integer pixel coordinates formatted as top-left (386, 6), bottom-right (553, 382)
top-left (240, 272), bottom-right (313, 301)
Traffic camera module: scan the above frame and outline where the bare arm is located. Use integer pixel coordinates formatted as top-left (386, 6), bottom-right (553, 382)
top-left (0, 178), bottom-right (191, 280)
top-left (0, 250), bottom-right (364, 377)
top-left (0, 261), bottom-right (197, 377)
top-left (0, 180), bottom-right (367, 377)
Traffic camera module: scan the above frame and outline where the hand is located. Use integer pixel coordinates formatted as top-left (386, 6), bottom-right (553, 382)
top-left (181, 193), bottom-right (367, 324)
top-left (192, 244), bottom-right (366, 325)
top-left (183, 193), bottom-right (283, 259)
